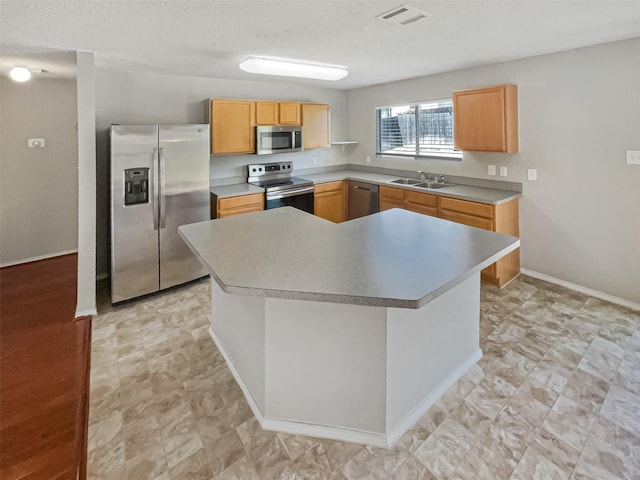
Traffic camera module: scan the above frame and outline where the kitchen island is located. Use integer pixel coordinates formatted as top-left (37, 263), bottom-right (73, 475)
top-left (179, 207), bottom-right (519, 447)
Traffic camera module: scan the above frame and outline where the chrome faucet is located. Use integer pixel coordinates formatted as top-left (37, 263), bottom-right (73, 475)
top-left (417, 170), bottom-right (427, 181)
top-left (435, 175), bottom-right (445, 183)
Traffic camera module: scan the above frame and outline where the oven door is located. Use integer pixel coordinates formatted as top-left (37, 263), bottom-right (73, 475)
top-left (265, 189), bottom-right (314, 214)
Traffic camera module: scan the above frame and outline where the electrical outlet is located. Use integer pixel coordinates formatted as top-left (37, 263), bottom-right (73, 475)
top-left (488, 165), bottom-right (496, 176)
top-left (527, 169), bottom-right (538, 181)
top-left (627, 150), bottom-right (640, 165)
top-left (499, 166), bottom-right (508, 177)
top-left (366, 156), bottom-right (371, 164)
top-left (28, 138), bottom-right (45, 148)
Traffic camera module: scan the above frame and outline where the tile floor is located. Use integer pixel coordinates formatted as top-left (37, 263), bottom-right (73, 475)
top-left (88, 276), bottom-right (640, 480)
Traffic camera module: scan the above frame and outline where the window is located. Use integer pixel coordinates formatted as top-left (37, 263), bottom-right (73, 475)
top-left (376, 99), bottom-right (460, 159)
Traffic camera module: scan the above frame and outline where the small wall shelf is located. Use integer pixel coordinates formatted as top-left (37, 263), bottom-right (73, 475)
top-left (331, 141), bottom-right (359, 152)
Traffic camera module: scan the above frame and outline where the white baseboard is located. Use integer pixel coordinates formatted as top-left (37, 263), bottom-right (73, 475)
top-left (0, 249), bottom-right (78, 268)
top-left (75, 308), bottom-right (98, 317)
top-left (521, 268), bottom-right (640, 312)
top-left (386, 348), bottom-right (483, 447)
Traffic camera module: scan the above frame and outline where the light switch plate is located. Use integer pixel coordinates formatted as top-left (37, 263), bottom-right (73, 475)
top-left (499, 166), bottom-right (508, 177)
top-left (488, 165), bottom-right (496, 176)
top-left (527, 169), bottom-right (537, 181)
top-left (627, 150), bottom-right (640, 165)
top-left (28, 138), bottom-right (45, 148)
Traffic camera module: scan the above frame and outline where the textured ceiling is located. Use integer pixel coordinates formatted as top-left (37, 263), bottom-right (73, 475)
top-left (2, 0), bottom-right (640, 88)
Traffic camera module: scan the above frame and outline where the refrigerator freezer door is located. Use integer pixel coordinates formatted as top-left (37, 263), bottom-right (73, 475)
top-left (110, 125), bottom-right (160, 303)
top-left (158, 125), bottom-right (210, 290)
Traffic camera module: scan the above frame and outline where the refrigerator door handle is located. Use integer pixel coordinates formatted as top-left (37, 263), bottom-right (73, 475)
top-left (151, 147), bottom-right (159, 230)
top-left (159, 147), bottom-right (167, 229)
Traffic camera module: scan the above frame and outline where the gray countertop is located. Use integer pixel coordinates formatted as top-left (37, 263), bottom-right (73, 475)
top-left (210, 183), bottom-right (264, 198)
top-left (179, 207), bottom-right (520, 309)
top-left (209, 169), bottom-right (520, 205)
top-left (299, 170), bottom-right (521, 205)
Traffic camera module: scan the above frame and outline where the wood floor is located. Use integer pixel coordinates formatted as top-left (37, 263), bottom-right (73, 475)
top-left (0, 253), bottom-right (91, 480)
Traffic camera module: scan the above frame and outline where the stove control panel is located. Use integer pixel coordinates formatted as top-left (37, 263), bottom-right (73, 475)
top-left (247, 161), bottom-right (293, 178)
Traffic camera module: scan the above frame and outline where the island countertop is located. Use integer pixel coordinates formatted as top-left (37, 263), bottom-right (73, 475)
top-left (179, 207), bottom-right (519, 308)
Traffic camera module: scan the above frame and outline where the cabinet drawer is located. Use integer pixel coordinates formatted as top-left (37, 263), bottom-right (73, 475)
top-left (406, 190), bottom-right (438, 208)
top-left (379, 186), bottom-right (405, 201)
top-left (440, 210), bottom-right (494, 231)
top-left (314, 180), bottom-right (344, 194)
top-left (218, 193), bottom-right (264, 210)
top-left (440, 197), bottom-right (493, 219)
top-left (218, 204), bottom-right (263, 218)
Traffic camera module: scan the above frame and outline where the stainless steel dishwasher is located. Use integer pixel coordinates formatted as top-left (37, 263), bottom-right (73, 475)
top-left (348, 180), bottom-right (379, 220)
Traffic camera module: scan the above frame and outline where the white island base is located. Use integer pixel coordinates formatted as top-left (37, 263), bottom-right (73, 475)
top-left (208, 272), bottom-right (482, 448)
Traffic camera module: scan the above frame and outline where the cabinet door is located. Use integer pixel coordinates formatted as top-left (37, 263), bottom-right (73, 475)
top-left (210, 100), bottom-right (255, 154)
top-left (279, 102), bottom-right (301, 125)
top-left (255, 102), bottom-right (278, 125)
top-left (405, 190), bottom-right (438, 217)
top-left (453, 84), bottom-right (518, 153)
top-left (314, 181), bottom-right (346, 223)
top-left (379, 186), bottom-right (405, 211)
top-left (302, 104), bottom-right (330, 149)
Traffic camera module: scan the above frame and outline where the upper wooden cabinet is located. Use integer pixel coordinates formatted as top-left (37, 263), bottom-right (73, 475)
top-left (255, 102), bottom-right (279, 125)
top-left (302, 103), bottom-right (330, 149)
top-left (279, 102), bottom-right (301, 125)
top-left (453, 84), bottom-right (518, 153)
top-left (255, 102), bottom-right (301, 126)
top-left (209, 99), bottom-right (255, 154)
top-left (314, 180), bottom-right (346, 223)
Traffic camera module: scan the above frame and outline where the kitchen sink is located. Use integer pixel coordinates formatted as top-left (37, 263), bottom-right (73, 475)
top-left (390, 178), bottom-right (423, 185)
top-left (418, 182), bottom-right (455, 190)
top-left (390, 178), bottom-right (455, 190)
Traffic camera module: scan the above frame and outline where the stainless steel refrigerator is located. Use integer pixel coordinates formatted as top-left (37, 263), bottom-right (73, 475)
top-left (110, 124), bottom-right (210, 303)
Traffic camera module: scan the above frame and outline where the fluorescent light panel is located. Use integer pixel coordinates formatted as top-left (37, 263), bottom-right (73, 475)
top-left (9, 66), bottom-right (31, 82)
top-left (239, 56), bottom-right (348, 81)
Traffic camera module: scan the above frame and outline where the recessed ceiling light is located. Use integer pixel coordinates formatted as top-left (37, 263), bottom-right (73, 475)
top-left (9, 66), bottom-right (31, 82)
top-left (239, 56), bottom-right (348, 81)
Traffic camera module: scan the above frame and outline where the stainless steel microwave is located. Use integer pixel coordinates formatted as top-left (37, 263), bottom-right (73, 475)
top-left (256, 125), bottom-right (303, 154)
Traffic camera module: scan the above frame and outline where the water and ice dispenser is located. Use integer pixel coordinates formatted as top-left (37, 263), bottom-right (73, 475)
top-left (123, 168), bottom-right (149, 206)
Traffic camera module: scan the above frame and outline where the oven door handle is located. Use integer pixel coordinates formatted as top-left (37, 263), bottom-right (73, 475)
top-left (266, 186), bottom-right (314, 200)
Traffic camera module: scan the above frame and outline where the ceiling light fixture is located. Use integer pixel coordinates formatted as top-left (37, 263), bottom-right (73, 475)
top-left (9, 66), bottom-right (32, 82)
top-left (239, 56), bottom-right (348, 81)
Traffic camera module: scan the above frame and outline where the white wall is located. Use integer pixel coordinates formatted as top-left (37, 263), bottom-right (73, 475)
top-left (0, 77), bottom-right (79, 265)
top-left (95, 69), bottom-right (349, 277)
top-left (347, 38), bottom-right (640, 305)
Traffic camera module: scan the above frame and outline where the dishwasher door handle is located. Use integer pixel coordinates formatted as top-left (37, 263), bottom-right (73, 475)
top-left (353, 185), bottom-right (371, 191)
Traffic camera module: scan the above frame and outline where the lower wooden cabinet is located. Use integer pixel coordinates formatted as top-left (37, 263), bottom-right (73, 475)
top-left (380, 185), bottom-right (520, 287)
top-left (379, 186), bottom-right (438, 217)
top-left (379, 186), bottom-right (405, 211)
top-left (314, 181), bottom-right (346, 223)
top-left (439, 196), bottom-right (520, 287)
top-left (405, 190), bottom-right (438, 217)
top-left (212, 193), bottom-right (264, 219)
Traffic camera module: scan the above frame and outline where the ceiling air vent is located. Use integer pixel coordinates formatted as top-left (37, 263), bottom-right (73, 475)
top-left (376, 4), bottom-right (430, 25)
